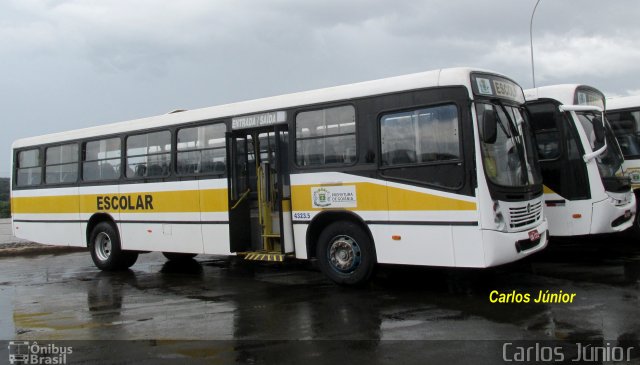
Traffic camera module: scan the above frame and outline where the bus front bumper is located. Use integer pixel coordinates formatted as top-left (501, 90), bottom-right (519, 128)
top-left (590, 196), bottom-right (636, 234)
top-left (481, 219), bottom-right (549, 267)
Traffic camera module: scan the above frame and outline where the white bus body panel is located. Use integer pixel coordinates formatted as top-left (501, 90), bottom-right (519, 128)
top-left (79, 184), bottom-right (119, 248)
top-left (199, 179), bottom-right (232, 256)
top-left (289, 172), bottom-right (547, 268)
top-left (12, 187), bottom-right (83, 246)
top-left (118, 181), bottom-right (203, 254)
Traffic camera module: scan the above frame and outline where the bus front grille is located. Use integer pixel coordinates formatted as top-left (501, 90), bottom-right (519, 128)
top-left (508, 201), bottom-right (543, 229)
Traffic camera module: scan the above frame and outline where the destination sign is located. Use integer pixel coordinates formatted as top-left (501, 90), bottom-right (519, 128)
top-left (232, 111), bottom-right (286, 130)
top-left (575, 89), bottom-right (605, 109)
top-left (471, 74), bottom-right (525, 103)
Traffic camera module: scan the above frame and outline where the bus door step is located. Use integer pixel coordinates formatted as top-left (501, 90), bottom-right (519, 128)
top-left (242, 251), bottom-right (286, 262)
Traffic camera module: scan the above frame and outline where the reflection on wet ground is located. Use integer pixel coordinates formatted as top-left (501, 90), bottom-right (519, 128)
top-left (0, 234), bottom-right (638, 363)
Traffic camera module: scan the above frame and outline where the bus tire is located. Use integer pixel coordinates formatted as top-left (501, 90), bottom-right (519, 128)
top-left (119, 251), bottom-right (139, 269)
top-left (630, 209), bottom-right (640, 238)
top-left (162, 252), bottom-right (197, 261)
top-left (89, 222), bottom-right (138, 271)
top-left (316, 221), bottom-right (376, 285)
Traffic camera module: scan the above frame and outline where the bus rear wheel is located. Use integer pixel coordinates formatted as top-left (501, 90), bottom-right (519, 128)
top-left (162, 252), bottom-right (197, 261)
top-left (89, 222), bottom-right (138, 271)
top-left (316, 221), bottom-right (376, 285)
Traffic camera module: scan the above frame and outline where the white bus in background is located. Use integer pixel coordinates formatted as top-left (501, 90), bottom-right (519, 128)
top-left (11, 68), bottom-right (548, 285)
top-left (524, 85), bottom-right (635, 237)
top-left (607, 95), bottom-right (640, 233)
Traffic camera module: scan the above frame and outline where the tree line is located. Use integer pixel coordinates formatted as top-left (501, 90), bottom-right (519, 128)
top-left (0, 178), bottom-right (10, 218)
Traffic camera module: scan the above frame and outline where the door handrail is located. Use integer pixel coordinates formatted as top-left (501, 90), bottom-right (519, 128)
top-left (230, 188), bottom-right (251, 210)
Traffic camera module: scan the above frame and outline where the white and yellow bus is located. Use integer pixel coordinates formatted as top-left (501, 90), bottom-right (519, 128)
top-left (524, 85), bottom-right (635, 237)
top-left (11, 68), bottom-right (548, 285)
top-left (606, 95), bottom-right (640, 233)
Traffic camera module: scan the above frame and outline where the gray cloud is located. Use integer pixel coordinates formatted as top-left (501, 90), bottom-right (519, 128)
top-left (2, 0), bottom-right (640, 176)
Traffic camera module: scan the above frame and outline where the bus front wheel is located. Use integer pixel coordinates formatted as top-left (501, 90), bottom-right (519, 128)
top-left (316, 221), bottom-right (376, 285)
top-left (89, 222), bottom-right (138, 271)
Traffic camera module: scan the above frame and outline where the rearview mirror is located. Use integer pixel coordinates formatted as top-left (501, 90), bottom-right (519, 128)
top-left (593, 115), bottom-right (605, 146)
top-left (482, 108), bottom-right (498, 144)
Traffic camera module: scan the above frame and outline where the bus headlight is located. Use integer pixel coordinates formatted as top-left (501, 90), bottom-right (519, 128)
top-left (493, 200), bottom-right (507, 231)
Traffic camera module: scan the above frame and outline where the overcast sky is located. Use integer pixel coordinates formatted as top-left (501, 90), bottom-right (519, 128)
top-left (2, 0), bottom-right (640, 177)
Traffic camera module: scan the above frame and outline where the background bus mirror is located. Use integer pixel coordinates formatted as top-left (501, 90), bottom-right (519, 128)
top-left (482, 109), bottom-right (498, 144)
top-left (593, 116), bottom-right (605, 145)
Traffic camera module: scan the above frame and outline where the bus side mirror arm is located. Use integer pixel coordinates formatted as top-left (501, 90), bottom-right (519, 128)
top-left (558, 105), bottom-right (608, 163)
top-left (583, 142), bottom-right (607, 163)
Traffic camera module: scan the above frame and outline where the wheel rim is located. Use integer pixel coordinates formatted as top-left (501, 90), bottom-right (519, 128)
top-left (95, 232), bottom-right (112, 262)
top-left (327, 235), bottom-right (361, 274)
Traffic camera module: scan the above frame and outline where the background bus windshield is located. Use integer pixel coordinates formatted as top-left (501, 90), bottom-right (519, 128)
top-left (576, 112), bottom-right (624, 178)
top-left (608, 110), bottom-right (640, 158)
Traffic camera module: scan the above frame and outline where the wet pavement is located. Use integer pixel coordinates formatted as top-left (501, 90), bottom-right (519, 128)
top-left (0, 235), bottom-right (639, 364)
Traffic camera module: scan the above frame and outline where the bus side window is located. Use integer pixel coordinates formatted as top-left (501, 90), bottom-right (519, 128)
top-left (126, 131), bottom-right (171, 178)
top-left (379, 104), bottom-right (463, 188)
top-left (16, 149), bottom-right (42, 186)
top-left (177, 123), bottom-right (226, 176)
top-left (45, 143), bottom-right (79, 184)
top-left (295, 105), bottom-right (356, 166)
top-left (381, 105), bottom-right (460, 166)
top-left (83, 137), bottom-right (121, 181)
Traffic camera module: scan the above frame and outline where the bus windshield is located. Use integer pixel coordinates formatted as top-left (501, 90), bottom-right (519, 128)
top-left (476, 101), bottom-right (542, 187)
top-left (608, 110), bottom-right (640, 157)
top-left (576, 112), bottom-right (624, 178)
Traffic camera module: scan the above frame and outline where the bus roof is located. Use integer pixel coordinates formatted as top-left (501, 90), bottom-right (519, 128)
top-left (13, 67), bottom-right (505, 149)
top-left (525, 84), bottom-right (589, 104)
top-left (607, 95), bottom-right (640, 111)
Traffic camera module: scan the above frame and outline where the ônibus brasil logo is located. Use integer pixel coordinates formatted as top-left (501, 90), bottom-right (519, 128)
top-left (8, 341), bottom-right (73, 364)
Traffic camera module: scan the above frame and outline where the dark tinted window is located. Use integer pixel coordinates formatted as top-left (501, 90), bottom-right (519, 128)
top-left (528, 103), bottom-right (561, 160)
top-left (295, 105), bottom-right (356, 166)
top-left (527, 102), bottom-right (590, 199)
top-left (608, 110), bottom-right (640, 157)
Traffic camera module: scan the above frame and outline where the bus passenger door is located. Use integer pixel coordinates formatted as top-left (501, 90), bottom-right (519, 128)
top-left (226, 126), bottom-right (294, 258)
top-left (227, 133), bottom-right (252, 252)
top-left (275, 126), bottom-right (295, 254)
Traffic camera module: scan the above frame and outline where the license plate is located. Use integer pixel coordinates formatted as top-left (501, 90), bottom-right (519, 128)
top-left (625, 210), bottom-right (632, 219)
top-left (528, 229), bottom-right (540, 241)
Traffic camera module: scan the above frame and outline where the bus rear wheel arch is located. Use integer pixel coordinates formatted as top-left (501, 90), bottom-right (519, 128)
top-left (315, 220), bottom-right (377, 286)
top-left (88, 221), bottom-right (138, 271)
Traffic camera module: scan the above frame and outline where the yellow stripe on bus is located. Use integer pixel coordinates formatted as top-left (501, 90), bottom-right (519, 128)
top-left (542, 185), bottom-right (556, 194)
top-left (290, 183), bottom-right (476, 211)
top-left (11, 189), bottom-right (228, 214)
top-left (12, 183), bottom-right (475, 214)
top-left (11, 195), bottom-right (80, 215)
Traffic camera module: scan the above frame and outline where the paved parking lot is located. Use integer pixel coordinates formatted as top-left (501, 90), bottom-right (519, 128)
top-left (0, 218), bottom-right (29, 246)
top-left (0, 234), bottom-right (639, 364)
